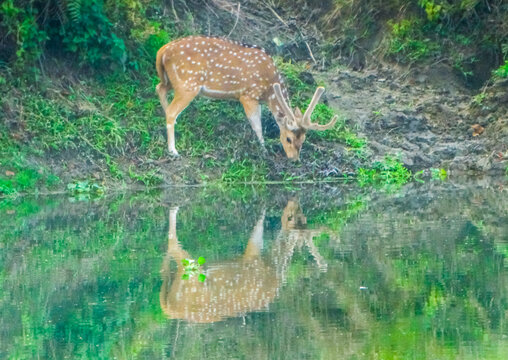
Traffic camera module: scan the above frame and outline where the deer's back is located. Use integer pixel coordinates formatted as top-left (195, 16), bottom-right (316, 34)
top-left (158, 36), bottom-right (279, 100)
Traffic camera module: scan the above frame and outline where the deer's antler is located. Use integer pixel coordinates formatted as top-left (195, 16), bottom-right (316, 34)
top-left (273, 83), bottom-right (298, 129)
top-left (302, 87), bottom-right (338, 131)
top-left (273, 84), bottom-right (338, 131)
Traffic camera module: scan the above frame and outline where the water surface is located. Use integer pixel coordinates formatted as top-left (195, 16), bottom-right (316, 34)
top-left (1, 180), bottom-right (507, 359)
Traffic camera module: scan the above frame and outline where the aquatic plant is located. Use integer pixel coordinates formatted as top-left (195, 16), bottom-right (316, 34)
top-left (181, 257), bottom-right (206, 282)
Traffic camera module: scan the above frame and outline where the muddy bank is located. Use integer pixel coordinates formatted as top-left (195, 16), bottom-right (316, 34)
top-left (322, 66), bottom-right (508, 175)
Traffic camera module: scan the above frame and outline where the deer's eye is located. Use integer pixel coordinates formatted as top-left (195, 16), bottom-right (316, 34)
top-left (286, 137), bottom-right (292, 144)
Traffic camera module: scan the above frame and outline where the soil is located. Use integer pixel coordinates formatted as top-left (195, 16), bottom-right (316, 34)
top-left (323, 65), bottom-right (508, 175)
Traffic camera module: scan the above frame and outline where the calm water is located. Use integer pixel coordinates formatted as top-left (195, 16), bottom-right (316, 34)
top-left (1, 180), bottom-right (508, 359)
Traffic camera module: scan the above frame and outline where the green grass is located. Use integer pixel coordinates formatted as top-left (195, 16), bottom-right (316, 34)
top-left (357, 155), bottom-right (412, 188)
top-left (221, 159), bottom-right (268, 183)
top-left (305, 102), bottom-right (367, 153)
top-left (387, 18), bottom-right (439, 63)
top-left (0, 137), bottom-right (61, 196)
top-left (0, 53), bottom-right (395, 194)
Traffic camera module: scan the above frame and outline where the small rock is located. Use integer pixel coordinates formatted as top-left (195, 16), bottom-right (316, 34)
top-left (471, 124), bottom-right (485, 136)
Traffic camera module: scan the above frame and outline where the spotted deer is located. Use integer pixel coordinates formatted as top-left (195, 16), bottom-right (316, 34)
top-left (156, 36), bottom-right (337, 160)
top-left (160, 200), bottom-right (329, 323)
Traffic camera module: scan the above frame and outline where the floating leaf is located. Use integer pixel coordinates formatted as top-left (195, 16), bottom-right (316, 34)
top-left (181, 259), bottom-right (190, 267)
top-left (198, 256), bottom-right (206, 265)
top-left (181, 273), bottom-right (189, 280)
top-left (198, 274), bottom-right (206, 282)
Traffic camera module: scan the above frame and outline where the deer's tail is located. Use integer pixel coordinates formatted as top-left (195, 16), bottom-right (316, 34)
top-left (156, 46), bottom-right (172, 89)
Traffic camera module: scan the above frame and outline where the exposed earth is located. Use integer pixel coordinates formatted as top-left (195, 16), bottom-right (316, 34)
top-left (324, 65), bottom-right (508, 175)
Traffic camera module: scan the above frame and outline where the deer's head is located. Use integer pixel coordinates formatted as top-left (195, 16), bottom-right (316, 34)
top-left (273, 84), bottom-right (338, 160)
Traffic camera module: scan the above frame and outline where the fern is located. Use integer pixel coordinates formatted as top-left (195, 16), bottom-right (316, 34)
top-left (67, 0), bottom-right (82, 24)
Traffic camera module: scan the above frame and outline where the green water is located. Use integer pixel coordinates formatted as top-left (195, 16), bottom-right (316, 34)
top-left (1, 181), bottom-right (508, 359)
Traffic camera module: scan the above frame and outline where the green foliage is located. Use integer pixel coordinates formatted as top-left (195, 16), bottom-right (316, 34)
top-left (222, 159), bottom-right (268, 183)
top-left (306, 102), bottom-right (366, 152)
top-left (430, 167), bottom-right (447, 181)
top-left (493, 60), bottom-right (508, 79)
top-left (133, 21), bottom-right (172, 59)
top-left (66, 180), bottom-right (104, 196)
top-left (181, 257), bottom-right (207, 282)
top-left (0, 168), bottom-right (37, 196)
top-left (388, 19), bottom-right (437, 62)
top-left (128, 166), bottom-right (163, 186)
top-left (357, 155), bottom-right (411, 187)
top-left (472, 92), bottom-right (486, 106)
top-left (0, 0), bottom-right (47, 72)
top-left (0, 142), bottom-right (60, 196)
top-left (418, 0), bottom-right (442, 22)
top-left (273, 57), bottom-right (312, 102)
top-left (61, 0), bottom-right (127, 68)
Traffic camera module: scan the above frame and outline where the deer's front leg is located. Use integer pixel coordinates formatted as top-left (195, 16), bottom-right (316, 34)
top-left (164, 89), bottom-right (198, 156)
top-left (240, 97), bottom-right (264, 146)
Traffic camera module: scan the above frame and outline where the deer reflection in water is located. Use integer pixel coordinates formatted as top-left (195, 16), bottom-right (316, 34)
top-left (160, 200), bottom-right (329, 323)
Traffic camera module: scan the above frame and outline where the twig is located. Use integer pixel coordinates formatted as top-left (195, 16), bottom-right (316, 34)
top-left (304, 41), bottom-right (317, 64)
top-left (227, 3), bottom-right (241, 38)
top-left (170, 0), bottom-right (180, 22)
top-left (266, 4), bottom-right (288, 27)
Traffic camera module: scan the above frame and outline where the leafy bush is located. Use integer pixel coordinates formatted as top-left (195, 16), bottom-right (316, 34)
top-left (493, 60), bottom-right (508, 79)
top-left (61, 0), bottom-right (127, 68)
top-left (357, 155), bottom-right (411, 187)
top-left (387, 19), bottom-right (437, 62)
top-left (0, 0), bottom-right (47, 72)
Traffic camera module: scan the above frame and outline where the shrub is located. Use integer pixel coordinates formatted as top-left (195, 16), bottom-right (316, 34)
top-left (61, 0), bottom-right (127, 68)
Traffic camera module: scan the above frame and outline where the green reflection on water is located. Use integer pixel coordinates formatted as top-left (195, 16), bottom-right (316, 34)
top-left (1, 182), bottom-right (507, 359)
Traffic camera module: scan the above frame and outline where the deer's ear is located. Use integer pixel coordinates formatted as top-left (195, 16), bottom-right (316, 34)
top-left (294, 107), bottom-right (302, 117)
